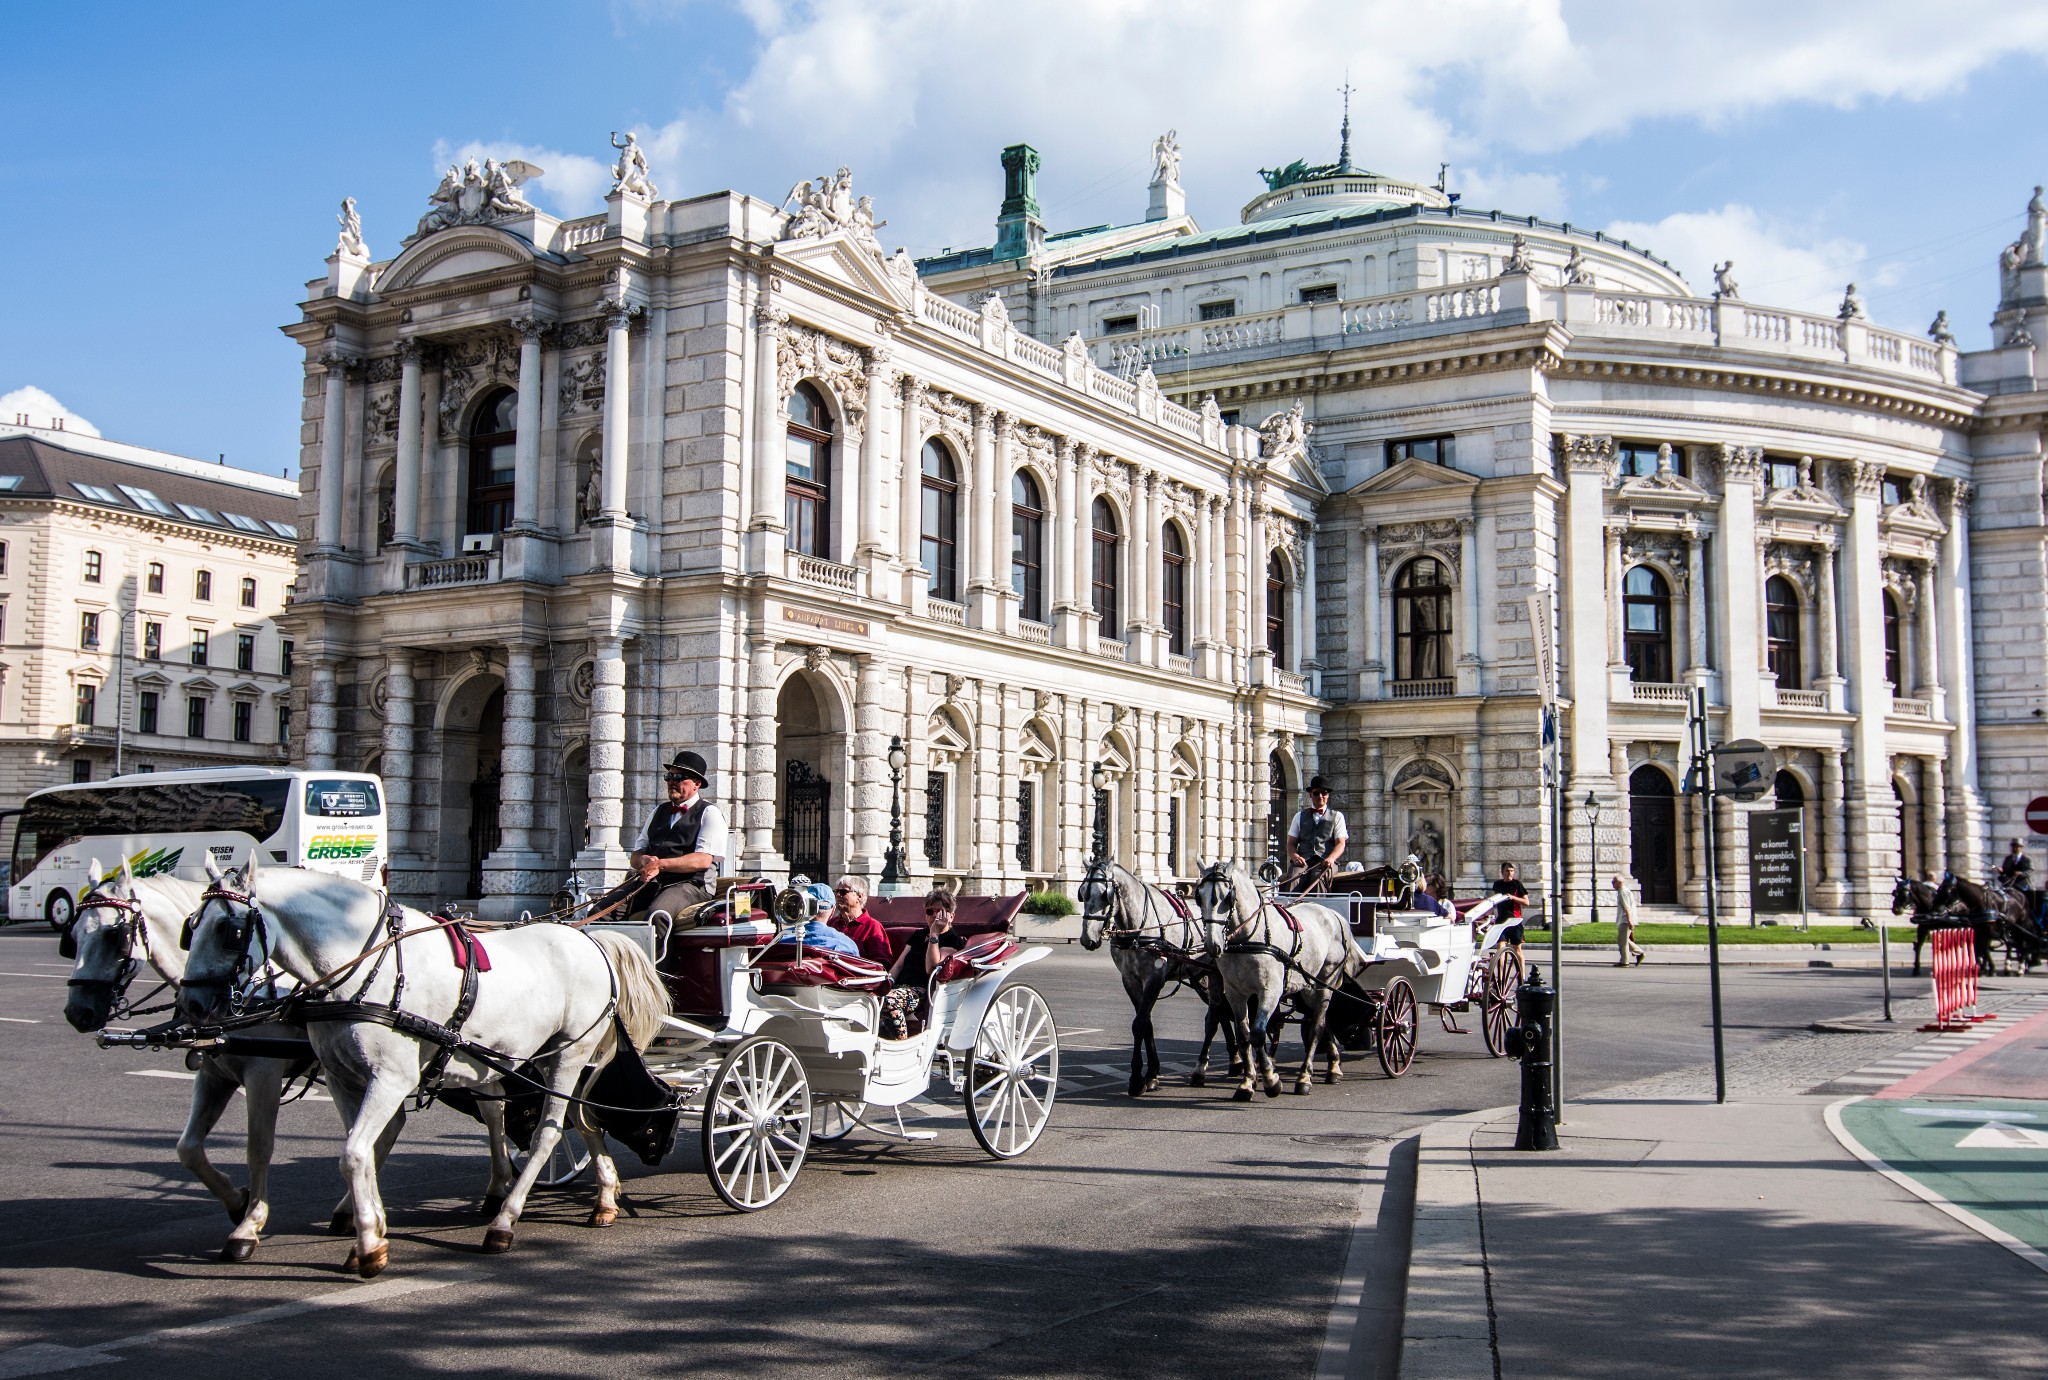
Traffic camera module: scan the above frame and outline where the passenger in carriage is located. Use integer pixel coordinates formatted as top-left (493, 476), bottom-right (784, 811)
top-left (826, 876), bottom-right (893, 965)
top-left (879, 890), bottom-right (968, 1039)
top-left (1410, 871), bottom-right (1454, 918)
top-left (619, 750), bottom-right (729, 923)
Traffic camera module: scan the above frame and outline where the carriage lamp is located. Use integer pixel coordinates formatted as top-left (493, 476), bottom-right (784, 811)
top-left (880, 734), bottom-right (909, 891)
top-left (1584, 791), bottom-right (1601, 929)
top-left (1090, 761), bottom-right (1110, 863)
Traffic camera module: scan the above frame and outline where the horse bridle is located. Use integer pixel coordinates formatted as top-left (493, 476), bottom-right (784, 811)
top-left (182, 880), bottom-right (274, 1013)
top-left (1081, 859), bottom-right (1191, 955)
top-left (64, 888), bottom-right (157, 1017)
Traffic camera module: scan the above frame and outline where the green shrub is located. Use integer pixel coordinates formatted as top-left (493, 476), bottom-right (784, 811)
top-left (1021, 889), bottom-right (1077, 917)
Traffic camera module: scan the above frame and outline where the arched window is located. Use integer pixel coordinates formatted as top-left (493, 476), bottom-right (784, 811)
top-left (785, 383), bottom-right (833, 558)
top-left (1623, 565), bottom-right (1672, 683)
top-left (1882, 590), bottom-right (1903, 689)
top-left (466, 387), bottom-right (517, 535)
top-left (1090, 497), bottom-right (1120, 639)
top-left (1161, 523), bottom-right (1188, 656)
top-left (920, 439), bottom-right (959, 601)
top-left (1393, 557), bottom-right (1453, 681)
top-left (1266, 553), bottom-right (1289, 664)
top-left (1011, 470), bottom-right (1045, 622)
top-left (1765, 575), bottom-right (1802, 689)
top-left (1773, 770), bottom-right (1805, 810)
top-left (1268, 751), bottom-right (1290, 862)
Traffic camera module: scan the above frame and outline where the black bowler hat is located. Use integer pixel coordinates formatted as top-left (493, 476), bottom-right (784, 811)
top-left (1308, 776), bottom-right (1331, 794)
top-left (666, 750), bottom-right (709, 788)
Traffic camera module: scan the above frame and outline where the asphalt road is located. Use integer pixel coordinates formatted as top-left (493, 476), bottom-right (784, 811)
top-left (0, 927), bottom-right (1911, 1379)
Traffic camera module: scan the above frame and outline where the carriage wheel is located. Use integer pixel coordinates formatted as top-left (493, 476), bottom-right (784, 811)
top-left (512, 1139), bottom-right (592, 1189)
top-left (701, 1036), bottom-right (811, 1212)
top-left (811, 1099), bottom-right (866, 1142)
top-left (1481, 950), bottom-right (1522, 1059)
top-left (1376, 979), bottom-right (1418, 1078)
top-left (964, 984), bottom-right (1059, 1159)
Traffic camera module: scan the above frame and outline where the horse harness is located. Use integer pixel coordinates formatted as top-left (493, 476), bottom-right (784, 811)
top-left (1087, 863), bottom-right (1215, 975)
top-left (65, 890), bottom-right (174, 1019)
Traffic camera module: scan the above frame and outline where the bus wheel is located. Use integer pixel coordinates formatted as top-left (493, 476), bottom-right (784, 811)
top-left (46, 889), bottom-right (74, 933)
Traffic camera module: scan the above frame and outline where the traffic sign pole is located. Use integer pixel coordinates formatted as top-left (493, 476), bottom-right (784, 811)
top-left (1689, 687), bottom-right (1728, 1105)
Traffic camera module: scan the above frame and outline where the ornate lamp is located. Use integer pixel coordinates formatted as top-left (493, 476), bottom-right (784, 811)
top-left (1584, 790), bottom-right (1601, 928)
top-left (880, 734), bottom-right (909, 892)
top-left (1090, 760), bottom-right (1110, 863)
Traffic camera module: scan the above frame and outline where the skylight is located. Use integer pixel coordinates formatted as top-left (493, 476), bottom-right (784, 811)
top-left (118, 484), bottom-right (177, 516)
top-left (266, 520), bottom-right (299, 539)
top-left (71, 481), bottom-right (125, 505)
top-left (222, 512), bottom-right (266, 533)
top-left (175, 502), bottom-right (221, 525)
top-left (0, 476), bottom-right (21, 491)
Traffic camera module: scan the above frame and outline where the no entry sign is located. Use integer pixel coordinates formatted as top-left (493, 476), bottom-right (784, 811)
top-left (2027, 796), bottom-right (2048, 835)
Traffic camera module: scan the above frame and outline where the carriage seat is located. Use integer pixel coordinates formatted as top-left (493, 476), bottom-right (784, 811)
top-left (867, 893), bottom-right (1027, 961)
top-left (755, 943), bottom-right (890, 993)
top-left (932, 931), bottom-right (1024, 983)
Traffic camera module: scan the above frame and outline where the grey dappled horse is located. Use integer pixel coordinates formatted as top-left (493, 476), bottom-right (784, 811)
top-left (1077, 858), bottom-right (1243, 1096)
top-left (1195, 860), bottom-right (1365, 1099)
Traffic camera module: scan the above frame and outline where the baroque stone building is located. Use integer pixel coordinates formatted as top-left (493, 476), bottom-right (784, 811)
top-left (918, 136), bottom-right (2048, 923)
top-left (282, 157), bottom-right (1321, 916)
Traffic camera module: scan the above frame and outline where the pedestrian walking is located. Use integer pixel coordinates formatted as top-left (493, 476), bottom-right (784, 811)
top-left (1613, 874), bottom-right (1646, 967)
top-left (1490, 862), bottom-right (1529, 961)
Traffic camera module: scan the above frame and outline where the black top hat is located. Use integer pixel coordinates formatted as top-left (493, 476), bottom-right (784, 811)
top-left (1307, 775), bottom-right (1331, 794)
top-left (666, 750), bottom-right (709, 788)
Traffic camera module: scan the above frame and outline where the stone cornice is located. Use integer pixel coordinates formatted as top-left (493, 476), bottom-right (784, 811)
top-left (1548, 352), bottom-right (1977, 430)
top-left (1172, 333), bottom-right (1566, 406)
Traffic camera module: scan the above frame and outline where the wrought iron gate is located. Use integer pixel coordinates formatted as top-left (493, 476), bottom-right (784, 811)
top-left (466, 767), bottom-right (502, 898)
top-left (783, 760), bottom-right (830, 881)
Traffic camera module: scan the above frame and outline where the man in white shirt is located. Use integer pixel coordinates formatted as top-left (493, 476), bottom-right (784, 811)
top-left (1284, 777), bottom-right (1349, 892)
top-left (625, 750), bottom-right (729, 920)
top-left (1613, 874), bottom-right (1646, 967)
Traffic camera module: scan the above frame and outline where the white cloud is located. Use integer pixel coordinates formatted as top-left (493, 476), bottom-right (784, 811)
top-left (1604, 204), bottom-right (1869, 313)
top-left (1, 386), bottom-right (100, 436)
top-left (1454, 167), bottom-right (1570, 220)
top-left (431, 139), bottom-right (614, 218)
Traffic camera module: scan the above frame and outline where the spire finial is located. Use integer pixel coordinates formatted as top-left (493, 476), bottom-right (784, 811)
top-left (1338, 73), bottom-right (1354, 171)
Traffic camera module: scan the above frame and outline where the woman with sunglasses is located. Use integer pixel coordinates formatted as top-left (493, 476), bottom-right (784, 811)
top-left (879, 890), bottom-right (966, 1039)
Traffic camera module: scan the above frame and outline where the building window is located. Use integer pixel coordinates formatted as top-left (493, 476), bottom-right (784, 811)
top-left (1393, 557), bottom-right (1454, 682)
top-left (1387, 434), bottom-right (1453, 467)
top-left (194, 569), bottom-right (212, 601)
top-left (1167, 795), bottom-right (1182, 877)
top-left (236, 633), bottom-right (255, 672)
top-left (1161, 523), bottom-right (1188, 656)
top-left (1617, 442), bottom-right (1685, 479)
top-left (146, 561), bottom-right (164, 594)
top-left (190, 629), bottom-right (208, 666)
top-left (84, 550), bottom-right (103, 584)
top-left (1015, 779), bottom-right (1035, 872)
top-left (79, 611), bottom-right (100, 650)
top-left (72, 759), bottom-right (92, 784)
top-left (1765, 576), bottom-right (1802, 688)
top-left (784, 383), bottom-right (833, 558)
top-left (1882, 590), bottom-right (1903, 689)
top-left (1764, 455), bottom-right (1800, 491)
top-left (239, 576), bottom-right (257, 608)
top-left (0, 541), bottom-right (8, 575)
top-left (1298, 283), bottom-right (1339, 304)
top-left (1197, 299), bottom-right (1236, 321)
top-left (75, 683), bottom-right (96, 725)
top-left (467, 386), bottom-right (518, 535)
top-left (277, 704), bottom-right (291, 744)
top-left (1101, 314), bottom-right (1139, 336)
top-left (1219, 408), bottom-right (1241, 427)
top-left (281, 639), bottom-right (294, 677)
top-left (1090, 497), bottom-right (1121, 639)
top-left (1880, 474), bottom-right (1907, 507)
top-left (233, 701), bottom-right (253, 743)
top-left (138, 691), bottom-right (159, 735)
top-left (920, 439), bottom-right (960, 601)
top-left (1011, 470), bottom-right (1046, 623)
top-left (1623, 565), bottom-right (1674, 683)
top-left (1265, 552), bottom-right (1289, 664)
top-left (923, 771), bottom-right (947, 867)
top-left (186, 696), bottom-right (206, 739)
top-left (143, 621), bottom-right (162, 661)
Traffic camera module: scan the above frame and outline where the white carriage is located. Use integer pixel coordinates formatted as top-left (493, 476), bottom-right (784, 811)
top-left (588, 881), bottom-right (1059, 1211)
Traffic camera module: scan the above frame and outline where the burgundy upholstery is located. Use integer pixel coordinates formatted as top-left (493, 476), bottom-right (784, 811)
top-left (867, 893), bottom-right (1026, 960)
top-left (754, 943), bottom-right (890, 992)
top-left (933, 932), bottom-right (1023, 984)
top-left (659, 918), bottom-right (779, 1019)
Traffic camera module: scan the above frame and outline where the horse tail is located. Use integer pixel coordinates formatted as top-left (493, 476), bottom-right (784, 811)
top-left (591, 931), bottom-right (672, 1052)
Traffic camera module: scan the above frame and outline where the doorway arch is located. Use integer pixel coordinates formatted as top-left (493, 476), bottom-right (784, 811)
top-left (774, 669), bottom-right (847, 882)
top-left (435, 671), bottom-right (505, 901)
top-left (1629, 766), bottom-right (1677, 905)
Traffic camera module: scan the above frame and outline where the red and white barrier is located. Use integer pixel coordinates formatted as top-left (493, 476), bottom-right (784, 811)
top-left (1925, 926), bottom-right (1989, 1030)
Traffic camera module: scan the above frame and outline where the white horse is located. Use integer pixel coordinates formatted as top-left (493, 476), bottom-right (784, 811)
top-left (177, 856), bottom-right (669, 1277)
top-left (1076, 858), bottom-right (1243, 1095)
top-left (1194, 860), bottom-right (1364, 1100)
top-left (62, 861), bottom-right (518, 1261)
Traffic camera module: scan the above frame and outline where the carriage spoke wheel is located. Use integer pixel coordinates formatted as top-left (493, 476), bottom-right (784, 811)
top-left (964, 984), bottom-right (1059, 1159)
top-left (1376, 978), bottom-right (1418, 1078)
top-left (811, 1099), bottom-right (866, 1142)
top-left (702, 1036), bottom-right (810, 1212)
top-left (513, 1139), bottom-right (592, 1189)
top-left (1481, 950), bottom-right (1522, 1058)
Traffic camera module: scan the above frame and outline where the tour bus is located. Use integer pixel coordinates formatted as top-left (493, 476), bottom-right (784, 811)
top-left (8, 767), bottom-right (387, 930)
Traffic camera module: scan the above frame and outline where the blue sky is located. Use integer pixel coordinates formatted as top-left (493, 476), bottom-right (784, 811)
top-left (4, 0), bottom-right (2045, 476)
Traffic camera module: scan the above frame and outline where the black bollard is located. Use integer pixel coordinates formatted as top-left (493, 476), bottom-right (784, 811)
top-left (1504, 963), bottom-right (1559, 1151)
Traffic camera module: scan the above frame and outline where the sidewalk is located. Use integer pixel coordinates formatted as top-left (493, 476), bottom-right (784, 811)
top-left (1398, 990), bottom-right (2048, 1379)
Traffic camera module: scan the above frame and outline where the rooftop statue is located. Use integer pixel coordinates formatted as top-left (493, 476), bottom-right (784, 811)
top-left (1563, 245), bottom-right (1595, 286)
top-left (1151, 129), bottom-right (1182, 187)
top-left (411, 157), bottom-right (542, 241)
top-left (1258, 158), bottom-right (1340, 192)
top-left (1928, 310), bottom-right (1955, 344)
top-left (1502, 233), bottom-right (1533, 274)
top-left (1712, 260), bottom-right (1740, 300)
top-left (610, 131), bottom-right (658, 199)
top-left (337, 196), bottom-right (366, 257)
top-left (1837, 282), bottom-right (1867, 322)
top-left (1259, 401), bottom-right (1311, 464)
top-left (2028, 185), bottom-right (2047, 266)
top-left (781, 168), bottom-right (884, 254)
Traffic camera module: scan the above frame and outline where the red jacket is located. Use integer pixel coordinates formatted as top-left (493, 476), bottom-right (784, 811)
top-left (828, 909), bottom-right (893, 965)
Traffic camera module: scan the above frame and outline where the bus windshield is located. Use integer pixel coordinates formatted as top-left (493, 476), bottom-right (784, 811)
top-left (10, 779), bottom-right (293, 878)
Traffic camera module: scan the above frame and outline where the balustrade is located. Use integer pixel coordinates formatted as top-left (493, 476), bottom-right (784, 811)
top-left (408, 554), bottom-right (498, 589)
top-left (1774, 688), bottom-right (1828, 711)
top-left (793, 553), bottom-right (860, 595)
top-left (1389, 677), bottom-right (1454, 700)
top-left (926, 599), bottom-right (966, 626)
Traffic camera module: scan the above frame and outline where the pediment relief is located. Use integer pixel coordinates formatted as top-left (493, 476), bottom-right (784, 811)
top-left (378, 227), bottom-right (539, 293)
top-left (770, 232), bottom-right (916, 314)
top-left (1347, 456), bottom-right (1481, 500)
top-left (1617, 469), bottom-right (1710, 508)
top-left (1761, 484), bottom-right (1843, 521)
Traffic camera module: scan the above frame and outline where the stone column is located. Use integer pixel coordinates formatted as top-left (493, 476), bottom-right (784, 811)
top-left (851, 655), bottom-right (889, 878)
top-left (1301, 523), bottom-right (1320, 669)
top-left (1131, 470), bottom-right (1154, 658)
top-left (497, 643), bottom-right (538, 857)
top-left (1561, 436), bottom-right (1616, 840)
top-left (1361, 522), bottom-right (1382, 696)
top-left (1821, 748), bottom-right (1849, 907)
top-left (750, 303), bottom-right (787, 561)
top-left (1248, 497), bottom-right (1268, 670)
top-left (966, 405), bottom-right (997, 626)
top-left (859, 347), bottom-right (892, 559)
top-left (1052, 436), bottom-right (1079, 643)
top-left (1816, 541), bottom-right (1840, 681)
top-left (511, 318), bottom-right (545, 529)
top-left (381, 652), bottom-right (417, 864)
top-left (580, 639), bottom-right (629, 877)
top-left (1925, 756), bottom-right (1948, 880)
top-left (741, 638), bottom-right (781, 869)
top-left (600, 302), bottom-right (634, 518)
top-left (1604, 524), bottom-right (1624, 668)
top-left (1914, 563), bottom-right (1939, 699)
top-left (1685, 531), bottom-right (1708, 676)
top-left (1841, 461), bottom-right (1897, 917)
top-left (418, 362), bottom-right (443, 551)
top-left (897, 375), bottom-right (923, 598)
top-left (392, 341), bottom-right (423, 547)
top-left (1715, 446), bottom-right (1764, 736)
top-left (316, 351), bottom-right (349, 550)
top-left (1460, 735), bottom-right (1485, 886)
top-left (1457, 517), bottom-right (1479, 693)
top-left (305, 660), bottom-right (338, 770)
top-left (1364, 736), bottom-right (1387, 865)
top-left (1936, 479), bottom-right (1983, 872)
top-left (1206, 494), bottom-right (1227, 670)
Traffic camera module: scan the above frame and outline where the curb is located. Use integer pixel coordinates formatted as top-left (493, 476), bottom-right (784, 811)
top-left (1395, 1104), bottom-right (1516, 1380)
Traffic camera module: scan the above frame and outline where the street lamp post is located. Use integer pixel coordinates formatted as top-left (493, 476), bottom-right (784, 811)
top-left (1090, 761), bottom-right (1110, 862)
top-left (1584, 790), bottom-right (1601, 929)
top-left (879, 734), bottom-right (909, 893)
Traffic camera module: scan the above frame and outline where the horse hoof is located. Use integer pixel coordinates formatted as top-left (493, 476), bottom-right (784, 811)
top-left (356, 1244), bottom-right (389, 1279)
top-left (327, 1210), bottom-right (353, 1237)
top-left (1232, 1087), bottom-right (1254, 1102)
top-left (481, 1195), bottom-right (505, 1218)
top-left (220, 1238), bottom-right (256, 1263)
top-left (1264, 1081), bottom-right (1282, 1099)
top-left (481, 1228), bottom-right (515, 1254)
top-left (1143, 1078), bottom-right (1160, 1093)
top-left (1291, 1081), bottom-right (1310, 1096)
top-left (1324, 1071), bottom-right (1342, 1085)
top-left (588, 1206), bottom-right (619, 1229)
top-left (225, 1189), bottom-right (250, 1225)
top-left (1189, 1072), bottom-right (1207, 1087)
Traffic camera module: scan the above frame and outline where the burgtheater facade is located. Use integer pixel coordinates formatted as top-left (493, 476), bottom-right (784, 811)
top-left (285, 135), bottom-right (2048, 924)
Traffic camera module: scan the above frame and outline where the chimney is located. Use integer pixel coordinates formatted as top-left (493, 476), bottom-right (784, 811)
top-left (994, 144), bottom-right (1044, 262)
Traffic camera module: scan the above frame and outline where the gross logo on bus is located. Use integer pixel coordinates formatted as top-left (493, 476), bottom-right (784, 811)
top-left (88, 847), bottom-right (184, 889)
top-left (307, 834), bottom-right (378, 861)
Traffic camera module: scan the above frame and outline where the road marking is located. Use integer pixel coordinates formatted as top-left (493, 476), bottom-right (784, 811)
top-left (1899, 1106), bottom-right (2038, 1120)
top-left (0, 972), bottom-right (67, 979)
top-left (0, 1016), bottom-right (40, 1024)
top-left (1956, 1122), bottom-right (2048, 1149)
top-left (127, 1069), bottom-right (196, 1081)
top-left (1055, 1027), bottom-right (1103, 1037)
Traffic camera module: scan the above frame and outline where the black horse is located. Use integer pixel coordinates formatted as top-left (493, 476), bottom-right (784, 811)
top-left (1931, 873), bottom-right (2043, 975)
top-left (1891, 875), bottom-right (1984, 976)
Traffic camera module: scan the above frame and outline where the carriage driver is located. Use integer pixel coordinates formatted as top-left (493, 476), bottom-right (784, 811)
top-left (1283, 777), bottom-right (1349, 892)
top-left (625, 750), bottom-right (729, 921)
